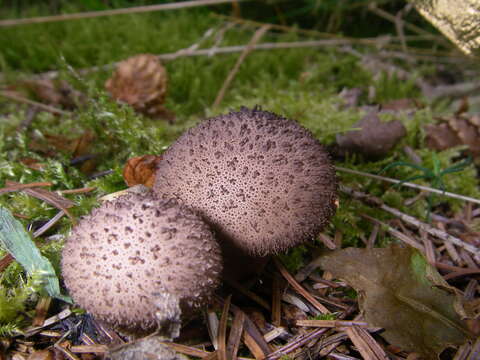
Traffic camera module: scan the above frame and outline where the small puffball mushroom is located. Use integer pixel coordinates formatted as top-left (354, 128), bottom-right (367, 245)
top-left (61, 192), bottom-right (222, 332)
top-left (153, 107), bottom-right (337, 256)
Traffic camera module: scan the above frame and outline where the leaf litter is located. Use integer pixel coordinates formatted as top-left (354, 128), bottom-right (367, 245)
top-left (320, 245), bottom-right (474, 359)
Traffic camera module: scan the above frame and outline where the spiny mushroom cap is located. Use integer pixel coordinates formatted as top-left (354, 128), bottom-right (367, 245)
top-left (61, 192), bottom-right (222, 331)
top-left (153, 107), bottom-right (337, 256)
top-left (105, 54), bottom-right (168, 118)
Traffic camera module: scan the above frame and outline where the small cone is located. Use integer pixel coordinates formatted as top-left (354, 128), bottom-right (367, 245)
top-left (106, 54), bottom-right (171, 120)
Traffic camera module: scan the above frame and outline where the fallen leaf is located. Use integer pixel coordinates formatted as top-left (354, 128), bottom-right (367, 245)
top-left (22, 78), bottom-right (86, 109)
top-left (123, 155), bottom-right (162, 188)
top-left (381, 98), bottom-right (420, 112)
top-left (319, 245), bottom-right (473, 359)
top-left (336, 111), bottom-right (406, 158)
top-left (425, 114), bottom-right (480, 157)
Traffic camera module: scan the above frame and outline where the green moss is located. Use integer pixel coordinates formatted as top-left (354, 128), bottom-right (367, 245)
top-left (309, 313), bottom-right (337, 321)
top-left (278, 246), bottom-right (308, 273)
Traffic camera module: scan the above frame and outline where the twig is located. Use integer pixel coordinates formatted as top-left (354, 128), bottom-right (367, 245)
top-left (215, 14), bottom-right (444, 47)
top-left (335, 166), bottom-right (480, 205)
top-left (0, 182), bottom-right (53, 195)
top-left (226, 310), bottom-right (245, 360)
top-left (380, 205), bottom-right (479, 258)
top-left (361, 213), bottom-right (425, 252)
top-left (32, 211), bottom-right (65, 238)
top-left (345, 326), bottom-right (388, 360)
top-left (394, 4), bottom-right (411, 53)
top-left (274, 258), bottom-right (330, 314)
top-left (213, 25), bottom-right (270, 107)
top-left (443, 268), bottom-right (480, 280)
top-left (271, 275), bottom-right (282, 327)
top-left (424, 80), bottom-right (480, 101)
top-left (57, 187), bottom-right (96, 195)
top-left (0, 91), bottom-right (69, 116)
top-left (29, 39), bottom-right (398, 81)
top-left (264, 328), bottom-right (329, 360)
top-left (0, 0), bottom-right (251, 27)
top-left (341, 185), bottom-right (479, 260)
top-left (296, 320), bottom-right (368, 328)
top-left (367, 2), bottom-right (450, 48)
top-left (218, 295), bottom-right (231, 360)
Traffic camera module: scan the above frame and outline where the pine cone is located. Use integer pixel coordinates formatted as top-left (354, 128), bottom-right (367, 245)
top-left (105, 54), bottom-right (171, 120)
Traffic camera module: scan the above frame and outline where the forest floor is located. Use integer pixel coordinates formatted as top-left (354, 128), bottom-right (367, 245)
top-left (0, 1), bottom-right (479, 359)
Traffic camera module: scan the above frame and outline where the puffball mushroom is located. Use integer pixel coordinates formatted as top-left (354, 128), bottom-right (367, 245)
top-left (61, 192), bottom-right (222, 332)
top-left (153, 107), bottom-right (337, 256)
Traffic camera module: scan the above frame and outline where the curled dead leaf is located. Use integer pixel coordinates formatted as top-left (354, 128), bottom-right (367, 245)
top-left (22, 78), bottom-right (86, 109)
top-left (123, 155), bottom-right (162, 188)
top-left (425, 115), bottom-right (480, 157)
top-left (336, 111), bottom-right (407, 158)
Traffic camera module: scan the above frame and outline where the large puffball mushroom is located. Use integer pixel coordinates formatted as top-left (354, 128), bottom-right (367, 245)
top-left (153, 107), bottom-right (337, 256)
top-left (61, 192), bottom-right (222, 332)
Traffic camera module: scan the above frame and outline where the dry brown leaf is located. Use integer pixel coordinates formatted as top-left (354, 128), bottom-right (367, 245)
top-left (320, 245), bottom-right (474, 359)
top-left (425, 114), bottom-right (480, 157)
top-left (105, 54), bottom-right (174, 121)
top-left (381, 98), bottom-right (420, 112)
top-left (336, 111), bottom-right (407, 158)
top-left (22, 78), bottom-right (86, 109)
top-left (123, 155), bottom-right (162, 188)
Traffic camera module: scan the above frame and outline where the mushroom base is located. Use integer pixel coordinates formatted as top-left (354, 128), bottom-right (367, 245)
top-left (220, 241), bottom-right (270, 283)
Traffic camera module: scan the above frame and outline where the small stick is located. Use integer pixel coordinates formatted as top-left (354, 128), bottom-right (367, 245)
top-left (32, 39), bottom-right (394, 81)
top-left (271, 275), bottom-right (282, 327)
top-left (345, 325), bottom-right (388, 360)
top-left (0, 181), bottom-right (53, 195)
top-left (218, 295), bottom-right (231, 360)
top-left (0, 0), bottom-right (252, 27)
top-left (342, 185), bottom-right (478, 259)
top-left (361, 213), bottom-right (425, 252)
top-left (0, 91), bottom-right (69, 116)
top-left (32, 296), bottom-right (52, 327)
top-left (161, 342), bottom-right (211, 358)
top-left (274, 258), bottom-right (330, 314)
top-left (213, 24), bottom-right (270, 107)
top-left (335, 166), bottom-right (480, 205)
top-left (69, 345), bottom-right (109, 354)
top-left (33, 210), bottom-right (65, 238)
top-left (367, 2), bottom-right (450, 48)
top-left (443, 268), bottom-right (480, 280)
top-left (264, 328), bottom-right (329, 360)
top-left (58, 187), bottom-right (96, 195)
top-left (226, 311), bottom-right (245, 360)
top-left (296, 320), bottom-right (368, 328)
